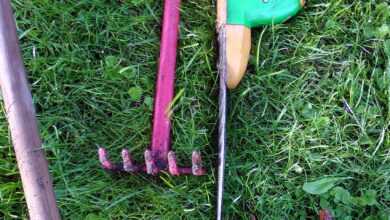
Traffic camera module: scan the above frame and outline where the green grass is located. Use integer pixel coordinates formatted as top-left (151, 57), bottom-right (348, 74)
top-left (0, 0), bottom-right (389, 219)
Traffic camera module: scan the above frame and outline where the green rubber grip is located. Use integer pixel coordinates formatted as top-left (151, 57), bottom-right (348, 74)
top-left (227, 0), bottom-right (303, 28)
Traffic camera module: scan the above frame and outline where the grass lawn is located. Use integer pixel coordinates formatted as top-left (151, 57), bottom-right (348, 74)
top-left (1, 0), bottom-right (389, 219)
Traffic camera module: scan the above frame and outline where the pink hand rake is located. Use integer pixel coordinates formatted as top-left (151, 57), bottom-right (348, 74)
top-left (98, 0), bottom-right (205, 176)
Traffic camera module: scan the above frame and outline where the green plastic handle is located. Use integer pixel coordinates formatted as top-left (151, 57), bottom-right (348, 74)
top-left (227, 0), bottom-right (304, 28)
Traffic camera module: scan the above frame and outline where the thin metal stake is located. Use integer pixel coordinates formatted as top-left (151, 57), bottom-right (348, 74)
top-left (217, 25), bottom-right (227, 220)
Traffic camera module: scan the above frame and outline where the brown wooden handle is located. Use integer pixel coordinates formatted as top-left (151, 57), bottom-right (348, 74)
top-left (226, 25), bottom-right (251, 89)
top-left (217, 0), bottom-right (227, 29)
top-left (217, 0), bottom-right (251, 89)
top-left (0, 1), bottom-right (61, 219)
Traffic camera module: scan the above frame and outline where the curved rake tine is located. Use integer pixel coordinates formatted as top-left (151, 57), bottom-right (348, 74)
top-left (121, 149), bottom-right (138, 172)
top-left (98, 148), bottom-right (122, 171)
top-left (144, 150), bottom-right (159, 175)
top-left (192, 151), bottom-right (206, 176)
top-left (168, 151), bottom-right (180, 176)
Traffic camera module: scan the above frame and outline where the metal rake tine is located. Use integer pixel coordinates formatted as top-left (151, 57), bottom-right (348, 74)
top-left (144, 150), bottom-right (159, 175)
top-left (168, 151), bottom-right (180, 176)
top-left (192, 151), bottom-right (206, 176)
top-left (98, 147), bottom-right (123, 172)
top-left (121, 149), bottom-right (138, 172)
top-left (98, 148), bottom-right (115, 170)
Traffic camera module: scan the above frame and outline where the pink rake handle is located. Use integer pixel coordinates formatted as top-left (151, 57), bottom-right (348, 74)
top-left (151, 0), bottom-right (181, 167)
top-left (98, 0), bottom-right (205, 176)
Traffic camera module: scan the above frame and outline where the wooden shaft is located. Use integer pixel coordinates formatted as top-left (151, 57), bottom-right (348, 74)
top-left (218, 0), bottom-right (251, 89)
top-left (0, 1), bottom-right (60, 219)
top-left (217, 0), bottom-right (226, 29)
top-left (226, 25), bottom-right (251, 89)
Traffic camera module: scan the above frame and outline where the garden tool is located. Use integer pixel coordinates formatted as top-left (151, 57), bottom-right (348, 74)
top-left (216, 0), bottom-right (304, 219)
top-left (0, 1), bottom-right (60, 219)
top-left (99, 0), bottom-right (205, 176)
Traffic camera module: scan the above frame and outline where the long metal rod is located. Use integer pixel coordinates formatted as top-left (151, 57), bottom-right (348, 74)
top-left (216, 0), bottom-right (228, 218)
top-left (0, 1), bottom-right (60, 219)
top-left (217, 26), bottom-right (227, 220)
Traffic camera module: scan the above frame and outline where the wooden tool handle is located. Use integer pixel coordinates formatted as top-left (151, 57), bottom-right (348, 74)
top-left (226, 25), bottom-right (251, 89)
top-left (217, 0), bottom-right (226, 30)
top-left (220, 0), bottom-right (305, 89)
top-left (0, 1), bottom-right (60, 219)
top-left (217, 0), bottom-right (251, 89)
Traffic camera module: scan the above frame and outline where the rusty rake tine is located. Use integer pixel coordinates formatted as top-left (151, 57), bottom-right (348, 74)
top-left (144, 150), bottom-right (159, 175)
top-left (98, 148), bottom-right (123, 172)
top-left (192, 151), bottom-right (206, 176)
top-left (121, 149), bottom-right (140, 172)
top-left (168, 151), bottom-right (180, 176)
